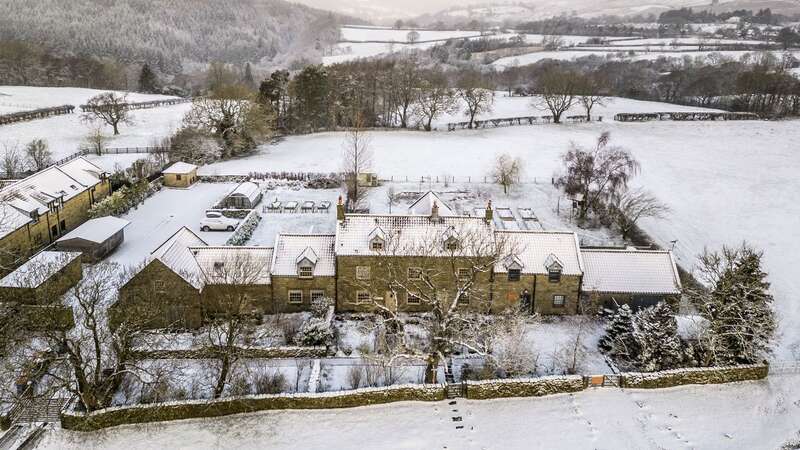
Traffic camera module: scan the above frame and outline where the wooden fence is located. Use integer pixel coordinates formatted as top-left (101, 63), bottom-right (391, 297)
top-left (0, 105), bottom-right (75, 126)
top-left (97, 146), bottom-right (168, 155)
top-left (447, 114), bottom-right (601, 131)
top-left (614, 111), bottom-right (759, 122)
top-left (79, 98), bottom-right (191, 113)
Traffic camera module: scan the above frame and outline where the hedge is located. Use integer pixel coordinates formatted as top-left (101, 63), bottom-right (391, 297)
top-left (61, 384), bottom-right (445, 431)
top-left (465, 375), bottom-right (586, 400)
top-left (131, 345), bottom-right (327, 360)
top-left (620, 364), bottom-right (768, 389)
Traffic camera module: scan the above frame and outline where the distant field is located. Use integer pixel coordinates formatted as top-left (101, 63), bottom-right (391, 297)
top-left (0, 86), bottom-right (177, 114)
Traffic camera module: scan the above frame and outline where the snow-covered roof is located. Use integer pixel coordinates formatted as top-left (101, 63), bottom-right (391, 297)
top-left (580, 249), bottom-right (682, 295)
top-left (335, 214), bottom-right (493, 257)
top-left (227, 181), bottom-right (261, 202)
top-left (149, 227), bottom-right (207, 289)
top-left (494, 231), bottom-right (583, 276)
top-left (272, 234), bottom-right (336, 277)
top-left (162, 162), bottom-right (198, 175)
top-left (56, 216), bottom-right (130, 244)
top-left (0, 203), bottom-right (33, 239)
top-left (407, 191), bottom-right (455, 216)
top-left (58, 157), bottom-right (106, 187)
top-left (191, 247), bottom-right (274, 285)
top-left (0, 251), bottom-right (81, 289)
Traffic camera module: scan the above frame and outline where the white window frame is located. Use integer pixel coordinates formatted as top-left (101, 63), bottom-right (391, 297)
top-left (406, 292), bottom-right (421, 305)
top-left (407, 267), bottom-right (423, 281)
top-left (153, 280), bottom-right (166, 293)
top-left (457, 268), bottom-right (471, 281)
top-left (371, 240), bottom-right (384, 251)
top-left (553, 294), bottom-right (566, 307)
top-left (310, 290), bottom-right (325, 302)
top-left (288, 290), bottom-right (303, 304)
top-left (298, 265), bottom-right (314, 279)
top-left (356, 291), bottom-right (371, 304)
top-left (548, 269), bottom-right (562, 283)
top-left (356, 266), bottom-right (370, 280)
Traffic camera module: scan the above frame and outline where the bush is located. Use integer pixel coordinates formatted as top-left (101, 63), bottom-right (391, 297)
top-left (296, 317), bottom-right (334, 347)
top-left (225, 210), bottom-right (261, 246)
top-left (346, 366), bottom-right (363, 390)
top-left (254, 372), bottom-right (287, 395)
top-left (89, 179), bottom-right (161, 218)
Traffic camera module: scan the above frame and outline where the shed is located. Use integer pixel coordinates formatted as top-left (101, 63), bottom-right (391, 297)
top-left (221, 181), bottom-right (262, 209)
top-left (55, 216), bottom-right (130, 263)
top-left (0, 251), bottom-right (82, 304)
top-left (162, 162), bottom-right (198, 188)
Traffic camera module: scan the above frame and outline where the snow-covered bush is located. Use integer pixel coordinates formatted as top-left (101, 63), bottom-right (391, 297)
top-left (296, 318), bottom-right (334, 347)
top-left (89, 179), bottom-right (161, 219)
top-left (225, 210), bottom-right (261, 246)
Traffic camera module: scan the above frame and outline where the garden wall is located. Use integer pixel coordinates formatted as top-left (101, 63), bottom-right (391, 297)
top-left (61, 384), bottom-right (445, 431)
top-left (620, 364), bottom-right (768, 389)
top-left (131, 345), bottom-right (327, 360)
top-left (465, 375), bottom-right (586, 400)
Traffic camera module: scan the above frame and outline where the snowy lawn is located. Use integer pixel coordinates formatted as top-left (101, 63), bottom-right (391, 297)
top-left (107, 183), bottom-right (238, 267)
top-left (39, 374), bottom-right (800, 449)
top-left (0, 86), bottom-right (178, 114)
top-left (196, 116), bottom-right (800, 358)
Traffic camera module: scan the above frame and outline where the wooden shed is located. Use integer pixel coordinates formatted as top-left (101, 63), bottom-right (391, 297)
top-left (162, 162), bottom-right (199, 188)
top-left (55, 216), bottom-right (130, 263)
top-left (220, 181), bottom-right (263, 209)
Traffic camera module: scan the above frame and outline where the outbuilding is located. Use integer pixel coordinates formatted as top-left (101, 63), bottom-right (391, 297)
top-left (0, 251), bottom-right (82, 304)
top-left (162, 162), bottom-right (198, 188)
top-left (220, 181), bottom-right (262, 209)
top-left (55, 216), bottom-right (131, 263)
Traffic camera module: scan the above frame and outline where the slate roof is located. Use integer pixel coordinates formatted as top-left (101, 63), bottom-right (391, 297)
top-left (0, 251), bottom-right (81, 289)
top-left (57, 216), bottom-right (130, 244)
top-left (494, 230), bottom-right (584, 276)
top-left (192, 247), bottom-right (274, 285)
top-left (149, 227), bottom-right (207, 289)
top-left (162, 162), bottom-right (198, 174)
top-left (580, 249), bottom-right (682, 295)
top-left (272, 234), bottom-right (336, 277)
top-left (335, 214), bottom-right (493, 257)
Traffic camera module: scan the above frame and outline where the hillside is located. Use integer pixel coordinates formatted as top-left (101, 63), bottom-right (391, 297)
top-left (0, 0), bottom-right (354, 73)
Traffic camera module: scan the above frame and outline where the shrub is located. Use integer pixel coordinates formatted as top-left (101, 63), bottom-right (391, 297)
top-left (346, 366), bottom-right (363, 390)
top-left (254, 372), bottom-right (287, 395)
top-left (296, 318), bottom-right (334, 347)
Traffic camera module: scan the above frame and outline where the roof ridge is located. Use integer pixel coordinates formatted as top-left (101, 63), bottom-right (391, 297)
top-left (581, 248), bottom-right (670, 254)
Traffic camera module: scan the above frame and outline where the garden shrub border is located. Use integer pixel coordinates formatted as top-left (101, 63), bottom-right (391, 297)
top-left (61, 384), bottom-right (445, 431)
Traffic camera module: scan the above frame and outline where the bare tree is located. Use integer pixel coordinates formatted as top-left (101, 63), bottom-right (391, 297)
top-left (386, 185), bottom-right (398, 214)
top-left (82, 92), bottom-right (131, 135)
top-left (82, 127), bottom-right (109, 156)
top-left (24, 138), bottom-right (53, 172)
top-left (341, 114), bottom-right (373, 211)
top-left (414, 70), bottom-right (458, 131)
top-left (575, 72), bottom-right (610, 121)
top-left (610, 188), bottom-right (670, 240)
top-left (556, 132), bottom-right (640, 221)
top-left (391, 57), bottom-right (422, 128)
top-left (490, 153), bottom-right (523, 195)
top-left (406, 30), bottom-right (420, 44)
top-left (554, 317), bottom-right (589, 375)
top-left (457, 73), bottom-right (495, 129)
top-left (532, 67), bottom-right (578, 124)
top-left (360, 224), bottom-right (518, 383)
top-left (1, 142), bottom-right (25, 178)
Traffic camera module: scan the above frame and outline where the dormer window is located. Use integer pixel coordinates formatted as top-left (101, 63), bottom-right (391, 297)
top-left (508, 269), bottom-right (521, 282)
top-left (544, 254), bottom-right (564, 283)
top-left (213, 261), bottom-right (225, 275)
top-left (548, 268), bottom-right (562, 283)
top-left (368, 226), bottom-right (386, 252)
top-left (371, 240), bottom-right (384, 251)
top-left (299, 266), bottom-right (314, 278)
top-left (503, 255), bottom-right (524, 281)
top-left (444, 237), bottom-right (459, 251)
top-left (296, 247), bottom-right (318, 278)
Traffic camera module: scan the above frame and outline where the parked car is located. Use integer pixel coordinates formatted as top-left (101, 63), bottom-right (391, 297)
top-left (200, 212), bottom-right (239, 231)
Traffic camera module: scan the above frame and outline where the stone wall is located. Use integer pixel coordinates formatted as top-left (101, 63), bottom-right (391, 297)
top-left (465, 375), bottom-right (586, 400)
top-left (61, 384), bottom-right (445, 432)
top-left (131, 345), bottom-right (328, 360)
top-left (491, 273), bottom-right (581, 314)
top-left (271, 276), bottom-right (336, 314)
top-left (620, 364), bottom-right (768, 389)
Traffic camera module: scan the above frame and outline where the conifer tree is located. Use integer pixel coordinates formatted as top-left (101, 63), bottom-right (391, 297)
top-left (138, 63), bottom-right (158, 93)
top-left (598, 304), bottom-right (638, 369)
top-left (632, 302), bottom-right (684, 372)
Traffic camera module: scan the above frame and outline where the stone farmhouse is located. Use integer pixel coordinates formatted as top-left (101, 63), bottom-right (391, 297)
top-left (0, 158), bottom-right (111, 271)
top-left (115, 193), bottom-right (682, 330)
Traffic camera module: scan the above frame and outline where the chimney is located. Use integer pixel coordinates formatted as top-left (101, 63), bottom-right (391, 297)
top-left (485, 200), bottom-right (493, 223)
top-left (430, 201), bottom-right (440, 222)
top-left (337, 195), bottom-right (345, 221)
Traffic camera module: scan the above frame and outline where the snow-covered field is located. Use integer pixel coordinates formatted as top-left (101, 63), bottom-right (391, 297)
top-left (0, 86), bottom-right (176, 114)
top-left (38, 373), bottom-right (800, 449)
top-left (0, 86), bottom-right (189, 159)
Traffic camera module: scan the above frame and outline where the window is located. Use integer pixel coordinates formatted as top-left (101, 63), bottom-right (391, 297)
top-left (548, 270), bottom-right (562, 283)
top-left (60, 220), bottom-right (66, 232)
top-left (51, 225), bottom-right (58, 238)
top-left (356, 291), bottom-right (371, 304)
top-left (298, 266), bottom-right (314, 278)
top-left (176, 174), bottom-right (182, 181)
top-left (288, 290), bottom-right (303, 304)
top-left (457, 268), bottom-right (471, 280)
top-left (153, 280), bottom-right (166, 293)
top-left (311, 290), bottom-right (325, 302)
top-left (508, 269), bottom-right (521, 282)
top-left (356, 266), bottom-right (370, 280)
top-left (371, 240), bottom-right (384, 251)
top-left (553, 295), bottom-right (566, 307)
top-left (408, 267), bottom-right (422, 281)
top-left (457, 292), bottom-right (470, 305)
top-left (213, 261), bottom-right (224, 274)
top-left (407, 292), bottom-right (421, 305)
top-left (445, 239), bottom-right (459, 251)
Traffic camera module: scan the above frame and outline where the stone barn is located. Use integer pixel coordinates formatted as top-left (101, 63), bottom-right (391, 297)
top-left (0, 251), bottom-right (82, 304)
top-left (162, 162), bottom-right (198, 188)
top-left (55, 216), bottom-right (130, 263)
top-left (220, 181), bottom-right (262, 209)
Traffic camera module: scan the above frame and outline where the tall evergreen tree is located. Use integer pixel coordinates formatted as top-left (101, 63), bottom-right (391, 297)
top-left (632, 303), bottom-right (684, 372)
top-left (289, 65), bottom-right (329, 132)
top-left (598, 304), bottom-right (638, 369)
top-left (138, 63), bottom-right (158, 93)
top-left (243, 62), bottom-right (255, 88)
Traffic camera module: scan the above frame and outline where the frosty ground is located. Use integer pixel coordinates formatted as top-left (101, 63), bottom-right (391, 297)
top-left (37, 373), bottom-right (800, 450)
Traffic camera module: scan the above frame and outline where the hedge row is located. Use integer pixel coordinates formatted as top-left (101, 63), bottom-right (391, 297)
top-left (131, 345), bottom-right (327, 360)
top-left (61, 384), bottom-right (445, 431)
top-left (620, 364), bottom-right (768, 389)
top-left (465, 375), bottom-right (586, 400)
